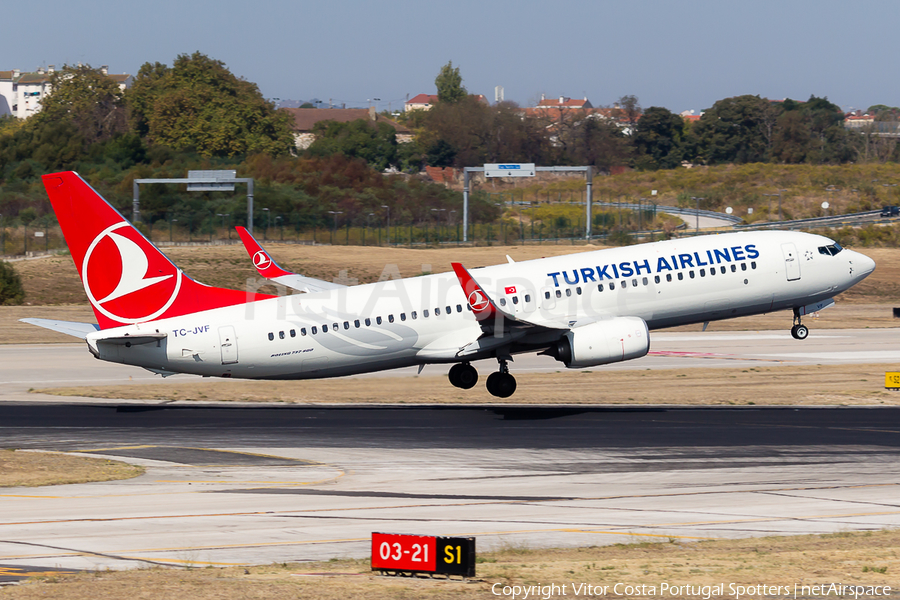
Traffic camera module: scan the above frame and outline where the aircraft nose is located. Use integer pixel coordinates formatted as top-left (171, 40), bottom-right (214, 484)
top-left (852, 251), bottom-right (876, 277)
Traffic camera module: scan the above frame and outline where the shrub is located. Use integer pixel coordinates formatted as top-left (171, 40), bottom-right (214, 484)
top-left (0, 261), bottom-right (25, 305)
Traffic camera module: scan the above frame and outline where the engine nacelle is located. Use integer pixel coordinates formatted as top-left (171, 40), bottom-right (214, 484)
top-left (554, 316), bottom-right (649, 368)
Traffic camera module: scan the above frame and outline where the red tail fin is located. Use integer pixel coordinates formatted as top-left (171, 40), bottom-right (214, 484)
top-left (43, 172), bottom-right (272, 329)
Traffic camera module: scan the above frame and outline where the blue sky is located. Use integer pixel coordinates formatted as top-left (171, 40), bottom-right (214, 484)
top-left (2, 0), bottom-right (895, 114)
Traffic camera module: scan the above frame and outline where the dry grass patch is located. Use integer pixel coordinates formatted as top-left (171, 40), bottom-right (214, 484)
top-left (4, 530), bottom-right (898, 599)
top-left (0, 449), bottom-right (144, 487)
top-left (32, 364), bottom-right (900, 406)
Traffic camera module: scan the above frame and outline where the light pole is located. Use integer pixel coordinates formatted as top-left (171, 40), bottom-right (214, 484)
top-left (365, 212), bottom-right (374, 246)
top-left (262, 207), bottom-right (270, 240)
top-left (216, 213), bottom-right (230, 240)
top-left (690, 197), bottom-right (705, 234)
top-left (169, 218), bottom-right (177, 243)
top-left (381, 205), bottom-right (390, 246)
top-left (275, 215), bottom-right (283, 240)
top-left (431, 208), bottom-right (446, 243)
top-left (328, 210), bottom-right (342, 245)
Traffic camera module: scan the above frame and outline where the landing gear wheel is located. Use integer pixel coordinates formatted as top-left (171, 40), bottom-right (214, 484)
top-left (791, 324), bottom-right (809, 340)
top-left (486, 372), bottom-right (517, 398)
top-left (448, 363), bottom-right (478, 389)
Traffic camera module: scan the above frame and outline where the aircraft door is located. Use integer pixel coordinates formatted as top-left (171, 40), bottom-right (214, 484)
top-left (218, 325), bottom-right (239, 364)
top-left (781, 243), bottom-right (801, 281)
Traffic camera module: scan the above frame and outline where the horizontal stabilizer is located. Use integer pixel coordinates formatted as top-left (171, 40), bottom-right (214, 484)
top-left (94, 332), bottom-right (167, 346)
top-left (19, 318), bottom-right (100, 339)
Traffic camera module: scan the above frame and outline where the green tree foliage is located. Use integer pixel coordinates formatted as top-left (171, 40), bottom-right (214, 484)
top-left (306, 120), bottom-right (398, 171)
top-left (127, 52), bottom-right (294, 157)
top-left (564, 116), bottom-right (630, 169)
top-left (0, 261), bottom-right (25, 305)
top-left (36, 64), bottom-right (128, 146)
top-left (435, 61), bottom-right (467, 104)
top-left (632, 107), bottom-right (685, 169)
top-left (691, 95), bottom-right (770, 164)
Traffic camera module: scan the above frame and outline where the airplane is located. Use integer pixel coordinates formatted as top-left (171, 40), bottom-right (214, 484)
top-left (24, 171), bottom-right (876, 398)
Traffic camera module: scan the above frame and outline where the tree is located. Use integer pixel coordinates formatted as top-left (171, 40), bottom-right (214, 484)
top-left (0, 261), bottom-right (25, 306)
top-left (614, 95), bottom-right (642, 133)
top-left (435, 61), bottom-right (467, 104)
top-left (632, 107), bottom-right (685, 169)
top-left (691, 95), bottom-right (770, 164)
top-left (127, 52), bottom-right (294, 157)
top-left (35, 64), bottom-right (128, 146)
top-left (306, 119), bottom-right (398, 171)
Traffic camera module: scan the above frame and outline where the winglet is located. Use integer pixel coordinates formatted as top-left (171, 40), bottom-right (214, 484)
top-left (450, 262), bottom-right (501, 321)
top-left (235, 226), bottom-right (292, 279)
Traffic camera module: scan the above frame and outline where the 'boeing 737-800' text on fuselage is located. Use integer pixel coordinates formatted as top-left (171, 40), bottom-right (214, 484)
top-left (24, 172), bottom-right (875, 398)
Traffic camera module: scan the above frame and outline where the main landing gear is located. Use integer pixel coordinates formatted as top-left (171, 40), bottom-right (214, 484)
top-left (790, 308), bottom-right (809, 340)
top-left (447, 360), bottom-right (518, 398)
top-left (448, 362), bottom-right (478, 389)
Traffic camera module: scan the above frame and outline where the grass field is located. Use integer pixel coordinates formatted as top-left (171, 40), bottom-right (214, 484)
top-left (3, 530), bottom-right (897, 599)
top-left (0, 450), bottom-right (144, 487)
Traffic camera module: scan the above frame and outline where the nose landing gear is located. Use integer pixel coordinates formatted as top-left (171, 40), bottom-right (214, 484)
top-left (791, 309), bottom-right (809, 340)
top-left (485, 358), bottom-right (517, 398)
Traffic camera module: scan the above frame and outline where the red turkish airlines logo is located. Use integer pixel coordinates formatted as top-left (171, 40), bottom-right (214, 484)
top-left (253, 250), bottom-right (272, 270)
top-left (82, 223), bottom-right (182, 324)
top-left (467, 290), bottom-right (490, 312)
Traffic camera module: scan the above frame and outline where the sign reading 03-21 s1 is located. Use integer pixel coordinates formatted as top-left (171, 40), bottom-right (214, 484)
top-left (371, 532), bottom-right (475, 577)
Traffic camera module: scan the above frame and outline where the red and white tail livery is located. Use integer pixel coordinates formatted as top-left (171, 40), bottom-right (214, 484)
top-left (25, 171), bottom-right (876, 398)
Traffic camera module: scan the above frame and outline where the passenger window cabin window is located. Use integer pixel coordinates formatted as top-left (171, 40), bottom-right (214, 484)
top-left (400, 313), bottom-right (406, 321)
top-left (700, 269), bottom-right (705, 277)
top-left (268, 332), bottom-right (274, 341)
top-left (290, 329), bottom-right (296, 337)
top-left (524, 295), bottom-right (531, 303)
top-left (751, 261), bottom-right (757, 269)
top-left (446, 306), bottom-right (452, 314)
top-left (457, 304), bottom-right (463, 312)
top-left (678, 272), bottom-right (684, 281)
top-left (621, 280), bottom-right (627, 289)
top-left (566, 289), bottom-right (572, 297)
top-left (301, 328), bottom-right (307, 336)
top-left (388, 314), bottom-right (394, 323)
top-left (666, 274), bottom-right (673, 282)
top-left (545, 291), bottom-right (551, 299)
top-left (556, 290), bottom-right (562, 299)
top-left (354, 319), bottom-right (360, 328)
top-left (365, 318), bottom-right (371, 326)
top-left (731, 264), bottom-right (737, 272)
top-left (720, 266), bottom-right (726, 274)
top-left (609, 282), bottom-right (616, 290)
top-left (344, 321), bottom-right (350, 329)
top-left (598, 283), bottom-right (604, 292)
top-left (741, 263), bottom-right (747, 271)
top-left (643, 277), bottom-right (649, 285)
top-left (411, 311), bottom-right (417, 320)
top-left (709, 268), bottom-right (715, 276)
top-left (333, 323), bottom-right (339, 331)
top-left (576, 287), bottom-right (582, 295)
top-left (312, 326), bottom-right (318, 334)
top-left (690, 271), bottom-right (695, 279)
top-left (279, 331), bottom-right (285, 339)
top-left (322, 324), bottom-right (328, 333)
top-left (512, 296), bottom-right (519, 304)
top-left (499, 298), bottom-right (507, 306)
top-left (435, 307), bottom-right (441, 315)
top-left (376, 317), bottom-right (382, 325)
top-left (424, 309), bottom-right (430, 318)
top-left (632, 279), bottom-right (637, 287)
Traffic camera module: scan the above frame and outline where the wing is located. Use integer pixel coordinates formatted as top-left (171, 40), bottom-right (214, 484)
top-left (235, 226), bottom-right (346, 293)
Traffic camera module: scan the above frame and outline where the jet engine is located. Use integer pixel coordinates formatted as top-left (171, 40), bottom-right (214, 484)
top-left (551, 316), bottom-right (649, 368)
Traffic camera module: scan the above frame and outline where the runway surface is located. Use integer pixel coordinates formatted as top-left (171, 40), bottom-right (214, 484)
top-left (2, 328), bottom-right (899, 402)
top-left (0, 327), bottom-right (899, 571)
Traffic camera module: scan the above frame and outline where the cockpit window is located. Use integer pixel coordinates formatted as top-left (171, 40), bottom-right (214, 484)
top-left (818, 243), bottom-right (843, 256)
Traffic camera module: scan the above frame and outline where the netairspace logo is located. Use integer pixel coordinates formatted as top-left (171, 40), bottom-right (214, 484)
top-left (490, 582), bottom-right (893, 599)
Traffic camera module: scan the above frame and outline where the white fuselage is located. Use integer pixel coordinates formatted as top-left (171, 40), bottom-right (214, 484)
top-left (85, 231), bottom-right (875, 380)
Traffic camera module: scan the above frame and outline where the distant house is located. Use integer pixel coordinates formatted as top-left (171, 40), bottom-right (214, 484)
top-left (405, 94), bottom-right (438, 112)
top-left (283, 107), bottom-right (413, 150)
top-left (405, 93), bottom-right (488, 112)
top-left (533, 95), bottom-right (594, 110)
top-left (0, 65), bottom-right (132, 119)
